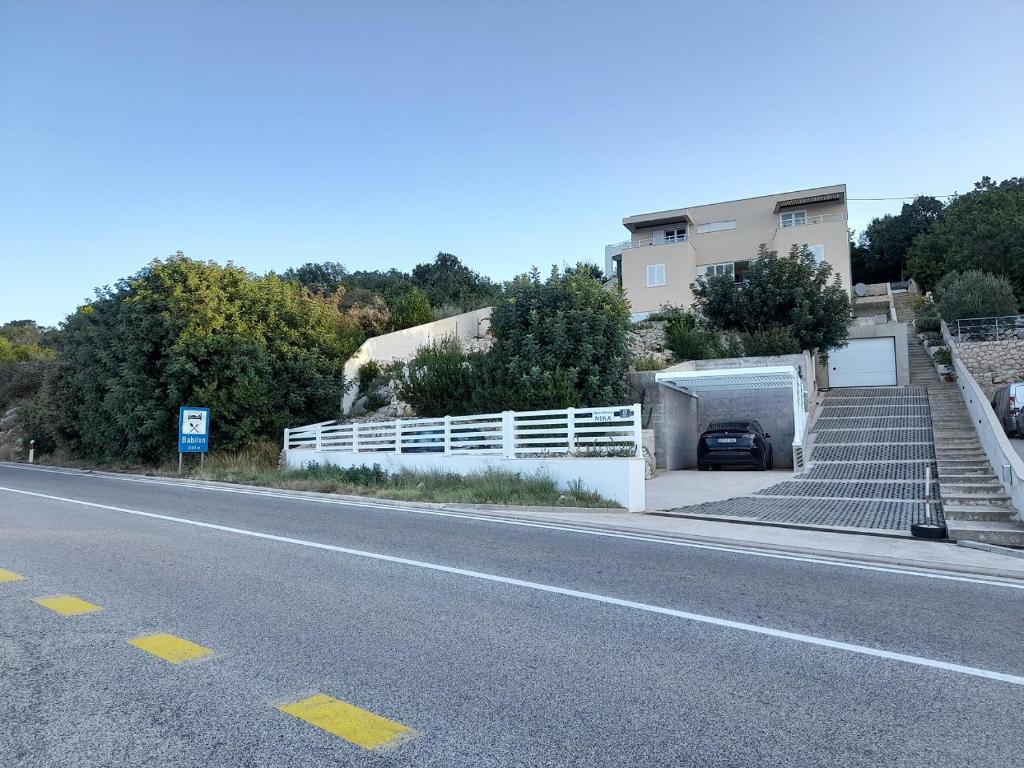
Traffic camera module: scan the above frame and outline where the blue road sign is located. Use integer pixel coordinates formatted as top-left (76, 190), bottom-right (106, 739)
top-left (178, 406), bottom-right (210, 453)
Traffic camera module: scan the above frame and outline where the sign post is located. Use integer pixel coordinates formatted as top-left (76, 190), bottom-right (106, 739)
top-left (178, 406), bottom-right (210, 474)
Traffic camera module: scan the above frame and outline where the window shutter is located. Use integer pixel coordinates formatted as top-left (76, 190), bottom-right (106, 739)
top-left (652, 230), bottom-right (665, 245)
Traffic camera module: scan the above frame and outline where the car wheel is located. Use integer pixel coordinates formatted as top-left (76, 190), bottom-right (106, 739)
top-left (911, 522), bottom-right (947, 539)
top-left (766, 450), bottom-right (774, 470)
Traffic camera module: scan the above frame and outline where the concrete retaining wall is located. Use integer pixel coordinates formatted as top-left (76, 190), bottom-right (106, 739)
top-left (343, 308), bottom-right (492, 413)
top-left (284, 450), bottom-right (646, 512)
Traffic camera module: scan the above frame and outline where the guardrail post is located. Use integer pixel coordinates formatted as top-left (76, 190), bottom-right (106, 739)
top-left (352, 423), bottom-right (359, 453)
top-left (632, 403), bottom-right (643, 458)
top-left (283, 428), bottom-right (289, 452)
top-left (314, 425), bottom-right (322, 453)
top-left (566, 407), bottom-right (576, 453)
top-left (502, 411), bottom-right (515, 458)
top-left (443, 415), bottom-right (452, 455)
top-left (394, 420), bottom-right (402, 453)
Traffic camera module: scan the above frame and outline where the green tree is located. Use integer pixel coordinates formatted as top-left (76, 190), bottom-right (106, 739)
top-left (933, 270), bottom-right (1018, 323)
top-left (856, 196), bottom-right (944, 283)
top-left (411, 252), bottom-right (501, 311)
top-left (692, 244), bottom-right (852, 355)
top-left (280, 261), bottom-right (348, 294)
top-left (36, 254), bottom-right (364, 463)
top-left (397, 266), bottom-right (632, 415)
top-left (484, 266), bottom-right (632, 410)
top-left (907, 177), bottom-right (1024, 294)
top-left (388, 287), bottom-right (435, 330)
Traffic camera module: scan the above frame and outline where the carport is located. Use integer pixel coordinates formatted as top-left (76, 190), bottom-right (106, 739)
top-left (654, 365), bottom-right (808, 470)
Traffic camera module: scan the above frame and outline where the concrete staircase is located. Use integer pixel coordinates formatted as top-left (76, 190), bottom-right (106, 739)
top-left (902, 305), bottom-right (1024, 546)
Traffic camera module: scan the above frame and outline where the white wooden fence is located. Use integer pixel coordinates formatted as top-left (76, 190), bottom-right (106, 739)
top-left (284, 404), bottom-right (643, 459)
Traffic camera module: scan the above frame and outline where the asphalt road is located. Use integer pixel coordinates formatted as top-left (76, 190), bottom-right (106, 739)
top-left (1, 463), bottom-right (1022, 767)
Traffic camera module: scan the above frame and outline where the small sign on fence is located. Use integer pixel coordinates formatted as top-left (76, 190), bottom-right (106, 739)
top-left (591, 408), bottom-right (633, 422)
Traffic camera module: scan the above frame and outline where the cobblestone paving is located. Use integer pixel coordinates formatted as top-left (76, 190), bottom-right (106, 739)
top-left (666, 386), bottom-right (944, 531)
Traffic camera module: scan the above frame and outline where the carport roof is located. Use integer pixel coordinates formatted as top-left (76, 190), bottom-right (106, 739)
top-left (655, 366), bottom-right (800, 393)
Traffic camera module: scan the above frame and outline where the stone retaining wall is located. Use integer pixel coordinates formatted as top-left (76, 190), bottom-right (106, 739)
top-left (957, 338), bottom-right (1024, 395)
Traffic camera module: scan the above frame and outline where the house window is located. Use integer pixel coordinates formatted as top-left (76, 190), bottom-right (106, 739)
top-left (703, 260), bottom-right (751, 282)
top-left (646, 264), bottom-right (666, 287)
top-left (696, 220), bottom-right (737, 234)
top-left (809, 244), bottom-right (825, 264)
top-left (664, 226), bottom-right (687, 243)
top-left (780, 210), bottom-right (807, 228)
top-left (704, 262), bottom-right (734, 278)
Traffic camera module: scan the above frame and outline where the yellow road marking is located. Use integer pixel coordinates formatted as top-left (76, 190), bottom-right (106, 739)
top-left (279, 693), bottom-right (414, 750)
top-left (129, 633), bottom-right (214, 664)
top-left (0, 568), bottom-right (23, 583)
top-left (33, 595), bottom-right (102, 616)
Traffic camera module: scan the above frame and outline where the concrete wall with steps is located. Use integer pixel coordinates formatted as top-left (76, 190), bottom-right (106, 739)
top-left (930, 321), bottom-right (1024, 545)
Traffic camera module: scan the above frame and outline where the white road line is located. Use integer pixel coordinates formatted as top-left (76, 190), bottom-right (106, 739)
top-left (2, 484), bottom-right (1023, 688)
top-left (2, 463), bottom-right (1024, 590)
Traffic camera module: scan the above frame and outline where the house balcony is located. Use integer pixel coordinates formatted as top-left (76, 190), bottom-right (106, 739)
top-left (777, 212), bottom-right (847, 230)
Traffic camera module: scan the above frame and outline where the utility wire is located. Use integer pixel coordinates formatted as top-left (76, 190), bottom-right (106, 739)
top-left (848, 194), bottom-right (957, 201)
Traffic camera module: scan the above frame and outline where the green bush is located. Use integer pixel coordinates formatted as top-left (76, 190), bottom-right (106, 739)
top-left (932, 347), bottom-right (953, 366)
top-left (394, 337), bottom-right (476, 417)
top-left (933, 270), bottom-right (1019, 323)
top-left (32, 254), bottom-right (364, 463)
top-left (692, 244), bottom-right (851, 355)
top-left (740, 328), bottom-right (801, 356)
top-left (364, 389), bottom-right (389, 411)
top-left (357, 360), bottom-right (381, 394)
top-left (664, 322), bottom-right (721, 361)
top-left (633, 356), bottom-right (667, 371)
top-left (388, 287), bottom-right (435, 330)
top-left (915, 314), bottom-right (941, 333)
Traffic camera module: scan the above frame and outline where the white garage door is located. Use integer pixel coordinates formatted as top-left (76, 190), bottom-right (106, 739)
top-left (829, 337), bottom-right (897, 387)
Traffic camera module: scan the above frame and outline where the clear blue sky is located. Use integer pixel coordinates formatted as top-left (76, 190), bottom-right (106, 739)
top-left (2, 1), bottom-right (1022, 326)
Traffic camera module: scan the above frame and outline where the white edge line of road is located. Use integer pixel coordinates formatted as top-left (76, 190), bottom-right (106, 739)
top-left (3, 462), bottom-right (1024, 591)
top-left (2, 483), bottom-right (1023, 689)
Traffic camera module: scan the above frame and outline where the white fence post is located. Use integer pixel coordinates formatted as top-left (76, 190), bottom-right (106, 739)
top-left (632, 403), bottom-right (642, 458)
top-left (443, 415), bottom-right (452, 455)
top-left (314, 425), bottom-right (322, 453)
top-left (352, 422), bottom-right (359, 453)
top-left (502, 411), bottom-right (515, 458)
top-left (283, 428), bottom-right (289, 451)
top-left (394, 420), bottom-right (402, 453)
top-left (566, 407), bottom-right (576, 453)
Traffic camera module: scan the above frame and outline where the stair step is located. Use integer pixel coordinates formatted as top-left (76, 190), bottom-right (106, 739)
top-left (939, 473), bottom-right (1000, 483)
top-left (941, 492), bottom-right (1013, 506)
top-left (941, 482), bottom-right (1007, 494)
top-left (946, 520), bottom-right (1024, 547)
top-left (942, 504), bottom-right (1015, 522)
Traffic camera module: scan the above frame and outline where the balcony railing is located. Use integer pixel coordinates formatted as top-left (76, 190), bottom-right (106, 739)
top-left (611, 234), bottom-right (691, 251)
top-left (778, 212), bottom-right (846, 229)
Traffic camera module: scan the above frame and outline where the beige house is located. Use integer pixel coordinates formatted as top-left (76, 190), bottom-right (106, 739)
top-left (606, 184), bottom-right (852, 318)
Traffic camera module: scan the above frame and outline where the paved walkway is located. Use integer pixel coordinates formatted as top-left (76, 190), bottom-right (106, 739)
top-left (645, 468), bottom-right (792, 511)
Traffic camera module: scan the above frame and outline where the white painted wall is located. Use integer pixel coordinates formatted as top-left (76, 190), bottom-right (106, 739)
top-left (343, 307), bottom-right (492, 413)
top-left (284, 450), bottom-right (646, 512)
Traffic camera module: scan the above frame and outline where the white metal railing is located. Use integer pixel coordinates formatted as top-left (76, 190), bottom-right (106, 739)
top-left (616, 234), bottom-right (691, 250)
top-left (284, 404), bottom-right (643, 459)
top-left (777, 212), bottom-right (846, 229)
top-left (954, 315), bottom-right (1024, 343)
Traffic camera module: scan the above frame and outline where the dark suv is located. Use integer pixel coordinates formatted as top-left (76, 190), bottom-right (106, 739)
top-left (698, 420), bottom-right (773, 471)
